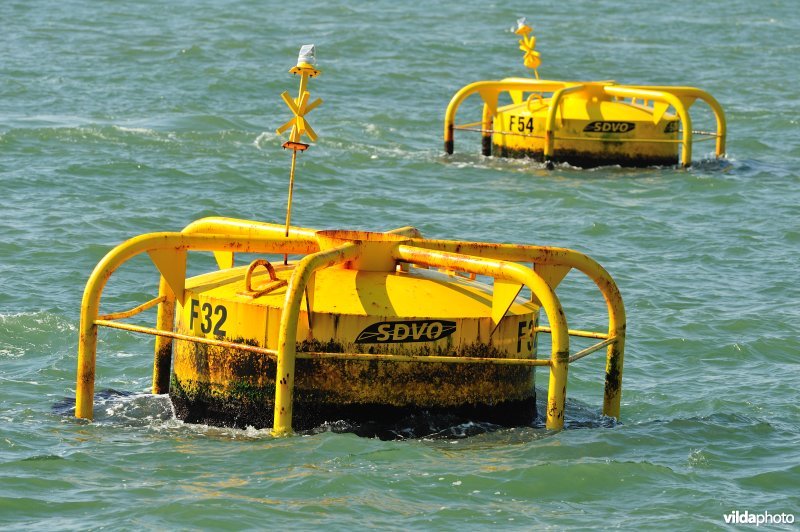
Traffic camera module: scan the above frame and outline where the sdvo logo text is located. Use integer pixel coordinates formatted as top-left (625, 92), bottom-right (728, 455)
top-left (583, 121), bottom-right (636, 133)
top-left (355, 320), bottom-right (457, 344)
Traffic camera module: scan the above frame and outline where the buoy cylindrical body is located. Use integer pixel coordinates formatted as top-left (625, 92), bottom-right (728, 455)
top-left (493, 98), bottom-right (679, 167)
top-left (170, 263), bottom-right (540, 430)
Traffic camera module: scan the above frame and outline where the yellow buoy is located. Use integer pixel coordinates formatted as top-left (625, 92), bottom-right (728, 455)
top-left (75, 45), bottom-right (627, 435)
top-left (444, 18), bottom-right (726, 168)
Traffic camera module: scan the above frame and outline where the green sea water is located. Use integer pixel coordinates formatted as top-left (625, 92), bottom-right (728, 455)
top-left (2, 0), bottom-right (799, 529)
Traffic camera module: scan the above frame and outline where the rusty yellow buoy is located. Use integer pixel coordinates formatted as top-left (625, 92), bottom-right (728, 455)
top-left (444, 18), bottom-right (726, 168)
top-left (75, 45), bottom-right (626, 436)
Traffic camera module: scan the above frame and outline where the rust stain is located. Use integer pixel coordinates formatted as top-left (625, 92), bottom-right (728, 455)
top-left (170, 334), bottom-right (535, 431)
top-left (493, 143), bottom-right (678, 168)
top-left (604, 348), bottom-right (623, 399)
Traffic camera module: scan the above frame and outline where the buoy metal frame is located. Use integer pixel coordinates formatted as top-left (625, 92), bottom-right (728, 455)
top-left (444, 78), bottom-right (726, 167)
top-left (75, 216), bottom-right (626, 433)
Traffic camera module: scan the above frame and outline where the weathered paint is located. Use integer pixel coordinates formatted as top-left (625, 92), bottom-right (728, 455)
top-left (171, 335), bottom-right (537, 431)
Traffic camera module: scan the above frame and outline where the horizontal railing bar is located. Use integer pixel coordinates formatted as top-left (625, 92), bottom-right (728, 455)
top-left (95, 319), bottom-right (280, 358)
top-left (295, 350), bottom-right (550, 366)
top-left (536, 326), bottom-right (609, 340)
top-left (94, 319), bottom-right (550, 367)
top-left (551, 136), bottom-right (681, 144)
top-left (453, 126), bottom-right (512, 135)
top-left (455, 129), bottom-right (719, 142)
top-left (97, 296), bottom-right (166, 321)
top-left (568, 337), bottom-right (616, 363)
top-left (453, 121), bottom-right (484, 129)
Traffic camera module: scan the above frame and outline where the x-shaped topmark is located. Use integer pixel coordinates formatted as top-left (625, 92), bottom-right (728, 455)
top-left (276, 89), bottom-right (323, 144)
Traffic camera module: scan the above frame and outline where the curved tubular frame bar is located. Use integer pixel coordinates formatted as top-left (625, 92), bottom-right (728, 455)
top-left (624, 85), bottom-right (727, 156)
top-left (271, 242), bottom-right (361, 435)
top-left (544, 84), bottom-right (587, 163)
top-left (75, 232), bottom-right (313, 419)
top-left (444, 80), bottom-right (573, 154)
top-left (601, 86), bottom-right (692, 166)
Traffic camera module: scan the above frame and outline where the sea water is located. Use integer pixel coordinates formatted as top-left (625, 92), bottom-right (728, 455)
top-left (1, 0), bottom-right (798, 529)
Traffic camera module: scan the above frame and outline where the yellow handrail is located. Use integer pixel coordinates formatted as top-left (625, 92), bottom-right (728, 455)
top-left (272, 242), bottom-right (361, 435)
top-left (626, 85), bottom-right (726, 156)
top-left (444, 79), bottom-right (573, 154)
top-left (75, 232), bottom-right (304, 419)
top-left (544, 84), bottom-right (586, 162)
top-left (602, 86), bottom-right (692, 166)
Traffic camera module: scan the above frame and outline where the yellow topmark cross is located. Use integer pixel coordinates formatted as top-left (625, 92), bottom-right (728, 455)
top-left (276, 44), bottom-right (323, 150)
top-left (515, 17), bottom-right (541, 79)
top-left (276, 45), bottom-right (323, 247)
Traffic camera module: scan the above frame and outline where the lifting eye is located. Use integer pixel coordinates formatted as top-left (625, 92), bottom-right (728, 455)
top-left (242, 259), bottom-right (288, 298)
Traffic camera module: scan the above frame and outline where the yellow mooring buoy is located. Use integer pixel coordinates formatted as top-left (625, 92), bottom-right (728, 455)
top-left (444, 18), bottom-right (726, 168)
top-left (75, 45), bottom-right (626, 435)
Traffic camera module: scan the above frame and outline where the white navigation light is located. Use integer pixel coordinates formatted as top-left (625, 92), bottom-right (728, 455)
top-left (297, 44), bottom-right (316, 66)
top-left (515, 17), bottom-right (532, 35)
